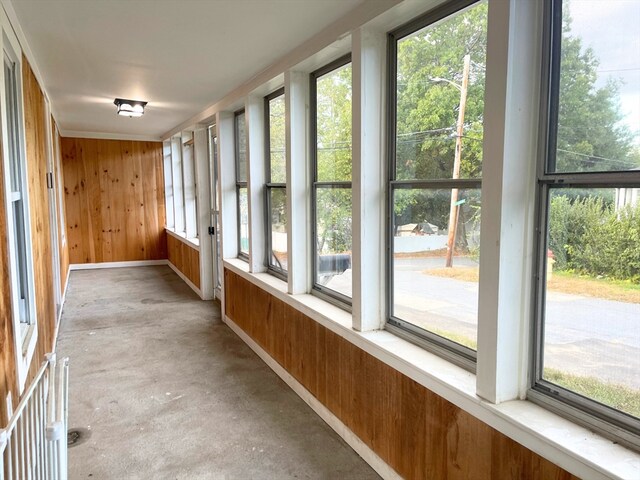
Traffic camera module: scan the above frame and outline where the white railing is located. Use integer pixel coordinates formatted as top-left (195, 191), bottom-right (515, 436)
top-left (0, 353), bottom-right (69, 480)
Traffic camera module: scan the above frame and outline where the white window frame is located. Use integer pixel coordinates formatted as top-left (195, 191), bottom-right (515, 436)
top-left (310, 55), bottom-right (353, 309)
top-left (527, 0), bottom-right (640, 450)
top-left (171, 135), bottom-right (185, 234)
top-left (163, 140), bottom-right (175, 230)
top-left (0, 15), bottom-right (38, 392)
top-left (182, 131), bottom-right (198, 240)
top-left (234, 109), bottom-right (249, 260)
top-left (264, 88), bottom-right (287, 279)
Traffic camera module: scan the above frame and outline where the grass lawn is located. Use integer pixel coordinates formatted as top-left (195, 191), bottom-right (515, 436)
top-left (544, 368), bottom-right (640, 418)
top-left (425, 266), bottom-right (640, 304)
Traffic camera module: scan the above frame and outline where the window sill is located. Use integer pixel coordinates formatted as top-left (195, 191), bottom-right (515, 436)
top-left (223, 258), bottom-right (639, 480)
top-left (165, 228), bottom-right (200, 250)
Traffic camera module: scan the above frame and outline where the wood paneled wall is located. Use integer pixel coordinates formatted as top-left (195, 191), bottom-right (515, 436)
top-left (0, 135), bottom-right (15, 426)
top-left (224, 269), bottom-right (580, 480)
top-left (61, 137), bottom-right (167, 264)
top-left (1, 57), bottom-right (63, 425)
top-left (167, 234), bottom-right (200, 289)
top-left (22, 59), bottom-right (58, 384)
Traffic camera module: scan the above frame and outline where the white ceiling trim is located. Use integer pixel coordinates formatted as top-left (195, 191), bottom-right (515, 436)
top-left (60, 130), bottom-right (161, 142)
top-left (161, 0), bottom-right (403, 140)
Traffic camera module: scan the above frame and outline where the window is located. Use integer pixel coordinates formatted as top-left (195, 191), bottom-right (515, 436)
top-left (2, 45), bottom-right (37, 388)
top-left (265, 88), bottom-right (287, 278)
top-left (531, 0), bottom-right (640, 448)
top-left (171, 135), bottom-right (185, 233)
top-left (387, 0), bottom-right (487, 368)
top-left (163, 140), bottom-right (174, 229)
top-left (182, 132), bottom-right (198, 238)
top-left (235, 109), bottom-right (249, 259)
top-left (311, 55), bottom-right (352, 305)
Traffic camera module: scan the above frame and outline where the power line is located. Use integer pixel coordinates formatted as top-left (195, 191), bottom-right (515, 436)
top-left (556, 148), bottom-right (631, 166)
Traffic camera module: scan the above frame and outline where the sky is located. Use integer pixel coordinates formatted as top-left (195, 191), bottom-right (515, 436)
top-left (567, 0), bottom-right (640, 145)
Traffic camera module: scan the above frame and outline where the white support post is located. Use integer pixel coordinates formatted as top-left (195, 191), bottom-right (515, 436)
top-left (352, 27), bottom-right (386, 332)
top-left (286, 71), bottom-right (312, 295)
top-left (246, 95), bottom-right (267, 273)
top-left (217, 111), bottom-right (238, 260)
top-left (476, 0), bottom-right (543, 403)
top-left (194, 126), bottom-right (214, 300)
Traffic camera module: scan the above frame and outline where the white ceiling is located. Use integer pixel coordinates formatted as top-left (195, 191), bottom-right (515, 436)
top-left (9, 0), bottom-right (367, 139)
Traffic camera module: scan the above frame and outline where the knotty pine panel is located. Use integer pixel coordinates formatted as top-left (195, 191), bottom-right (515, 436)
top-left (0, 135), bottom-right (16, 426)
top-left (224, 269), bottom-right (580, 480)
top-left (167, 233), bottom-right (200, 289)
top-left (22, 59), bottom-right (57, 384)
top-left (61, 137), bottom-right (167, 264)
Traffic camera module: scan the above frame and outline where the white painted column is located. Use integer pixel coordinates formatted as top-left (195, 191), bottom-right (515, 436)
top-left (246, 95), bottom-right (267, 273)
top-left (352, 27), bottom-right (386, 332)
top-left (286, 71), bottom-right (312, 295)
top-left (217, 111), bottom-right (238, 260)
top-left (194, 125), bottom-right (214, 300)
top-left (476, 0), bottom-right (543, 403)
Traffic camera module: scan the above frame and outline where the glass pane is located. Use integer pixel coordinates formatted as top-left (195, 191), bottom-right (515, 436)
top-left (269, 94), bottom-right (286, 183)
top-left (392, 188), bottom-right (481, 350)
top-left (5, 60), bottom-right (21, 192)
top-left (316, 63), bottom-right (352, 182)
top-left (551, 0), bottom-right (640, 173)
top-left (12, 199), bottom-right (29, 325)
top-left (395, 1), bottom-right (487, 181)
top-left (238, 187), bottom-right (249, 255)
top-left (268, 187), bottom-right (288, 272)
top-left (235, 112), bottom-right (247, 182)
top-left (543, 187), bottom-right (640, 418)
top-left (315, 186), bottom-right (352, 298)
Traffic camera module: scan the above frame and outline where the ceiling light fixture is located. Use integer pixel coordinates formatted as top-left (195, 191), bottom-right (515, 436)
top-left (114, 98), bottom-right (147, 117)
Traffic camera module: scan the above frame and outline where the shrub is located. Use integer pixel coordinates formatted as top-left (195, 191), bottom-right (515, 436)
top-left (548, 194), bottom-right (640, 282)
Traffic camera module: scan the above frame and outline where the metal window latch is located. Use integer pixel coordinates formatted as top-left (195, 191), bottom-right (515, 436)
top-left (208, 226), bottom-right (215, 235)
top-left (46, 172), bottom-right (54, 189)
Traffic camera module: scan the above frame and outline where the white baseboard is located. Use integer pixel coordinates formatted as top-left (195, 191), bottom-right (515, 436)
top-left (69, 260), bottom-right (168, 270)
top-left (224, 315), bottom-right (401, 480)
top-left (167, 262), bottom-right (204, 299)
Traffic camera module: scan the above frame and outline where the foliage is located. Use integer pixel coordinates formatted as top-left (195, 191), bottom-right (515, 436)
top-left (554, 11), bottom-right (637, 172)
top-left (548, 194), bottom-right (640, 282)
top-left (268, 94), bottom-right (286, 183)
top-left (309, 0), bottom-right (638, 260)
top-left (315, 64), bottom-right (353, 254)
top-left (544, 368), bottom-right (640, 418)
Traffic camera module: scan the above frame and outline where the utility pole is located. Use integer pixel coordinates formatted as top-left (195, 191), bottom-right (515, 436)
top-left (445, 54), bottom-right (470, 268)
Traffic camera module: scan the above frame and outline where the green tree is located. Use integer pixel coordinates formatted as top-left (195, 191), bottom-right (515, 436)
top-left (316, 64), bottom-right (352, 255)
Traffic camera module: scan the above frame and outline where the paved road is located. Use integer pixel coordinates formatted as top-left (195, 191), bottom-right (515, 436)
top-left (327, 256), bottom-right (640, 390)
top-left (393, 256), bottom-right (640, 390)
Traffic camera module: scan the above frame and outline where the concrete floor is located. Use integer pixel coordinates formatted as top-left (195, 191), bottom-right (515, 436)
top-left (57, 266), bottom-right (380, 480)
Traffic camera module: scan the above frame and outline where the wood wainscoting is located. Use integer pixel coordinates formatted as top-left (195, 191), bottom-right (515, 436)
top-left (167, 233), bottom-right (200, 291)
top-left (1, 57), bottom-right (66, 425)
top-left (60, 137), bottom-right (167, 265)
top-left (224, 268), bottom-right (579, 480)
